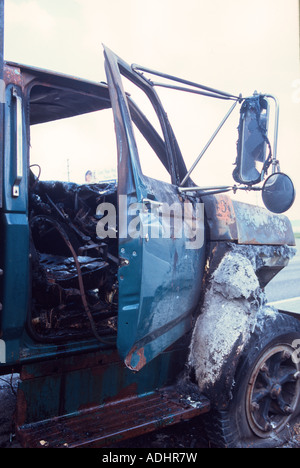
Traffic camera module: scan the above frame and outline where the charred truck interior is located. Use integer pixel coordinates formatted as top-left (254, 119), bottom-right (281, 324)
top-left (29, 180), bottom-right (119, 342)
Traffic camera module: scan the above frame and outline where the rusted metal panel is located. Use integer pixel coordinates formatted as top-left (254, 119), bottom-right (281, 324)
top-left (15, 345), bottom-right (196, 434)
top-left (232, 200), bottom-right (295, 246)
top-left (16, 387), bottom-right (210, 448)
top-left (3, 64), bottom-right (24, 88)
top-left (204, 194), bottom-right (295, 246)
top-left (125, 346), bottom-right (147, 371)
top-left (15, 348), bottom-right (210, 448)
top-left (204, 194), bottom-right (238, 241)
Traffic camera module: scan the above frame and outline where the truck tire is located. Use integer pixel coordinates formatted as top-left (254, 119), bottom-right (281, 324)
top-left (204, 312), bottom-right (300, 448)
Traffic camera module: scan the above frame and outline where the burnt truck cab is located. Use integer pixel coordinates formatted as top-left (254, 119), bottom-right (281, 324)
top-left (0, 47), bottom-right (298, 448)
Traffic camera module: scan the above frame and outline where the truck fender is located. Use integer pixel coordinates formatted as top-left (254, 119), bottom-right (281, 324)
top-left (188, 244), bottom-right (295, 409)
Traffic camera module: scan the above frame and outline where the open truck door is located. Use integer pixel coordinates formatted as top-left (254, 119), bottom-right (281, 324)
top-left (103, 46), bottom-right (206, 371)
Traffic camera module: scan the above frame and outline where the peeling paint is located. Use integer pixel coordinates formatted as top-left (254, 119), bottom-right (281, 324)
top-left (204, 194), bottom-right (295, 246)
top-left (125, 346), bottom-right (147, 371)
top-left (188, 244), bottom-right (292, 405)
top-left (188, 251), bottom-right (260, 396)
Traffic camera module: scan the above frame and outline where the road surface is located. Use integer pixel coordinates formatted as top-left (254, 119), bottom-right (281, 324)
top-left (266, 238), bottom-right (300, 314)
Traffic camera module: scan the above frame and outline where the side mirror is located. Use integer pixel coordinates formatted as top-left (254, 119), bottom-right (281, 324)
top-left (262, 172), bottom-right (295, 214)
top-left (233, 95), bottom-right (270, 186)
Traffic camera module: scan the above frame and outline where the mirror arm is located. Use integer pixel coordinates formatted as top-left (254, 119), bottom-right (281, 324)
top-left (178, 184), bottom-right (262, 196)
top-left (180, 99), bottom-right (239, 187)
top-left (265, 94), bottom-right (280, 174)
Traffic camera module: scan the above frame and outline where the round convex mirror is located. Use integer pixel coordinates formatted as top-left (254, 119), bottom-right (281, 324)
top-left (262, 172), bottom-right (295, 214)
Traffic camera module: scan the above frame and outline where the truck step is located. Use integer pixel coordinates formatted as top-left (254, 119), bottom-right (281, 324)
top-left (16, 387), bottom-right (210, 448)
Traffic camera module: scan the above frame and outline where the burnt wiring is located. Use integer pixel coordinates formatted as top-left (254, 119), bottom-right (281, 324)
top-left (30, 215), bottom-right (115, 345)
top-left (29, 164), bottom-right (42, 191)
top-left (0, 373), bottom-right (17, 396)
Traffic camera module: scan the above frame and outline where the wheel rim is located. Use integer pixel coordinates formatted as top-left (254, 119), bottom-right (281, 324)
top-left (246, 344), bottom-right (300, 438)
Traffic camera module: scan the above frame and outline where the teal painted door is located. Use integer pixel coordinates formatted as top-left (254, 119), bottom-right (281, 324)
top-left (104, 47), bottom-right (206, 371)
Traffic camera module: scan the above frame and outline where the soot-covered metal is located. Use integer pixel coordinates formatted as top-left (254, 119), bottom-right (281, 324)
top-left (28, 178), bottom-right (119, 342)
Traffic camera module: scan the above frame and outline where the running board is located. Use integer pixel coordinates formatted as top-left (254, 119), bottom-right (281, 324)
top-left (16, 387), bottom-right (210, 448)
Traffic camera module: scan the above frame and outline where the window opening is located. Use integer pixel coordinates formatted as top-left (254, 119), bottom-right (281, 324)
top-left (28, 83), bottom-right (119, 344)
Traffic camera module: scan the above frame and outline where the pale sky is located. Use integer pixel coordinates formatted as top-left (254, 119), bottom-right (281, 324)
top-left (3, 0), bottom-right (300, 219)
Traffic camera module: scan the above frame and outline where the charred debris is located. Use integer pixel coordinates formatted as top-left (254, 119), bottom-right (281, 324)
top-left (28, 176), bottom-right (119, 343)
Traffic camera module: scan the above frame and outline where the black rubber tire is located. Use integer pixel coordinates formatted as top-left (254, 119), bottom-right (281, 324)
top-left (204, 312), bottom-right (300, 448)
